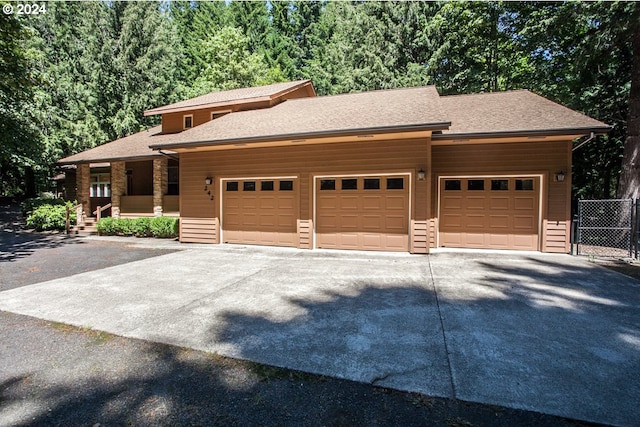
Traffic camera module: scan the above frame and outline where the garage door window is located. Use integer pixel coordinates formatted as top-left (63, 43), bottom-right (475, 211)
top-left (468, 179), bottom-right (485, 190)
top-left (261, 181), bottom-right (274, 191)
top-left (387, 177), bottom-right (404, 190)
top-left (364, 178), bottom-right (380, 190)
top-left (516, 179), bottom-right (534, 191)
top-left (243, 181), bottom-right (256, 191)
top-left (444, 179), bottom-right (461, 191)
top-left (491, 179), bottom-right (509, 191)
top-left (320, 179), bottom-right (335, 190)
top-left (226, 181), bottom-right (239, 191)
top-left (341, 178), bottom-right (357, 190)
top-left (280, 180), bottom-right (294, 191)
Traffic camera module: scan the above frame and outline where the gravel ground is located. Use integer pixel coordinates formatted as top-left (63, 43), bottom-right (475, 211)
top-left (0, 202), bottom-right (602, 426)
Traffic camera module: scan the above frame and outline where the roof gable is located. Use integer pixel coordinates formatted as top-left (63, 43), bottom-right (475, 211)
top-left (144, 80), bottom-right (315, 116)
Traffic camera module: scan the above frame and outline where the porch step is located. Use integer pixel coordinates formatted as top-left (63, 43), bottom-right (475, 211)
top-left (70, 217), bottom-right (98, 235)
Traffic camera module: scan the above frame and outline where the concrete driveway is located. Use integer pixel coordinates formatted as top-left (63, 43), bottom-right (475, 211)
top-left (0, 243), bottom-right (638, 426)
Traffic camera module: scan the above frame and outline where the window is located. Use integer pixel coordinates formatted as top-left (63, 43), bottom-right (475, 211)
top-left (280, 180), bottom-right (293, 191)
top-left (320, 179), bottom-right (335, 190)
top-left (341, 178), bottom-right (357, 190)
top-left (387, 177), bottom-right (404, 190)
top-left (491, 179), bottom-right (509, 191)
top-left (90, 173), bottom-right (110, 198)
top-left (364, 178), bottom-right (380, 190)
top-left (183, 114), bottom-right (193, 129)
top-left (444, 180), bottom-right (461, 191)
top-left (211, 111), bottom-right (230, 120)
top-left (261, 181), bottom-right (274, 191)
top-left (468, 179), bottom-right (485, 191)
top-left (167, 160), bottom-right (179, 195)
top-left (516, 179), bottom-right (534, 191)
top-left (226, 181), bottom-right (239, 191)
top-left (243, 181), bottom-right (256, 191)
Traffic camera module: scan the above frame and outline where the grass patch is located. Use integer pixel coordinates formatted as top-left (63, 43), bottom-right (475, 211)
top-left (48, 321), bottom-right (113, 345)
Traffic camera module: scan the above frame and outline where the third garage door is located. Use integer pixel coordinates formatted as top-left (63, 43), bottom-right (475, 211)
top-left (439, 176), bottom-right (540, 250)
top-left (315, 175), bottom-right (409, 251)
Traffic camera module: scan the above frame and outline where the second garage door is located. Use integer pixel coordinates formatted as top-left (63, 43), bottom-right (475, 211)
top-left (222, 178), bottom-right (297, 247)
top-left (439, 176), bottom-right (540, 250)
top-left (315, 175), bottom-right (410, 251)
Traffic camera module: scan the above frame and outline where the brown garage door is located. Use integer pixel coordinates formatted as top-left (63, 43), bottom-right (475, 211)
top-left (439, 177), bottom-right (540, 250)
top-left (222, 178), bottom-right (297, 247)
top-left (315, 175), bottom-right (409, 251)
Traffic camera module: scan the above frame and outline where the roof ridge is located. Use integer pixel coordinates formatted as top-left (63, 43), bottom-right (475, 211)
top-left (441, 89), bottom-right (531, 99)
top-left (282, 85), bottom-right (438, 103)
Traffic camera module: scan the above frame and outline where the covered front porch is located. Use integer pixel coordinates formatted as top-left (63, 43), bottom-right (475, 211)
top-left (76, 157), bottom-right (179, 221)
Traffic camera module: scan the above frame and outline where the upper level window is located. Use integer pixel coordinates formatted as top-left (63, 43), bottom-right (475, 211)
top-left (211, 111), bottom-right (230, 120)
top-left (183, 114), bottom-right (193, 129)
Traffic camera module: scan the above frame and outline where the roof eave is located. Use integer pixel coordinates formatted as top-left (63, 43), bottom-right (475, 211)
top-left (57, 153), bottom-right (163, 166)
top-left (143, 80), bottom-right (314, 116)
top-left (432, 126), bottom-right (612, 140)
top-left (149, 122), bottom-right (451, 151)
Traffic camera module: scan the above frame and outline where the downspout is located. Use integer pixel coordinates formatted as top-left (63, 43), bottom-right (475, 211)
top-left (572, 132), bottom-right (596, 151)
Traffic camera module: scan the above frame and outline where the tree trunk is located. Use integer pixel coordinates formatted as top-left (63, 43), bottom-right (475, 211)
top-left (617, 15), bottom-right (640, 200)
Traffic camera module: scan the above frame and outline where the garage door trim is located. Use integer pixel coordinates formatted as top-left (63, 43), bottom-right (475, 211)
top-left (219, 175), bottom-right (299, 245)
top-left (436, 174), bottom-right (544, 250)
top-left (312, 172), bottom-right (412, 250)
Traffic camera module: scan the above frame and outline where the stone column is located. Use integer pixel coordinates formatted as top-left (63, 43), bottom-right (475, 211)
top-left (76, 163), bottom-right (90, 218)
top-left (153, 158), bottom-right (168, 217)
top-left (110, 161), bottom-right (126, 219)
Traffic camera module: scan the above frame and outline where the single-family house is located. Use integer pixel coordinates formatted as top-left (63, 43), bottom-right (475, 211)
top-left (58, 80), bottom-right (609, 253)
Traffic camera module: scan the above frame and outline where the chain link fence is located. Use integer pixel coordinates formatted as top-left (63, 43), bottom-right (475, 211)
top-left (576, 199), bottom-right (635, 258)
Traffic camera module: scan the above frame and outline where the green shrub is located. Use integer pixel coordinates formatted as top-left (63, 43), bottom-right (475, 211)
top-left (96, 217), bottom-right (178, 239)
top-left (150, 217), bottom-right (179, 238)
top-left (114, 218), bottom-right (134, 236)
top-left (132, 217), bottom-right (152, 237)
top-left (96, 217), bottom-right (117, 235)
top-left (22, 196), bottom-right (68, 216)
top-left (26, 201), bottom-right (76, 231)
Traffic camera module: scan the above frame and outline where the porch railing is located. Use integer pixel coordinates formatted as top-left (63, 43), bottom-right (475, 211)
top-left (93, 203), bottom-right (112, 222)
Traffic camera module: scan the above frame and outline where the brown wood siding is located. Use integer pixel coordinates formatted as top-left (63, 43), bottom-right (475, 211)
top-left (179, 138), bottom-right (430, 250)
top-left (181, 217), bottom-right (218, 243)
top-left (431, 140), bottom-right (572, 252)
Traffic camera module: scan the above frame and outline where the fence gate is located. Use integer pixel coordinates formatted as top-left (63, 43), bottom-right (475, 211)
top-left (577, 199), bottom-right (634, 258)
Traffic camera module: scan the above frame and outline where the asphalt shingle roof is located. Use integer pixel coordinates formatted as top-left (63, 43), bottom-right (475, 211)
top-left (58, 83), bottom-right (611, 164)
top-left (144, 80), bottom-right (313, 116)
top-left (58, 126), bottom-right (170, 164)
top-left (150, 85), bottom-right (449, 149)
top-left (437, 90), bottom-right (609, 137)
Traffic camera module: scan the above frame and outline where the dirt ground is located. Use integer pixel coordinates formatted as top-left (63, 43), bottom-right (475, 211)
top-left (1, 201), bottom-right (607, 426)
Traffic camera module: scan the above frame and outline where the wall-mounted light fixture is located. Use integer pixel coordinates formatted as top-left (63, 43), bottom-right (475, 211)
top-left (205, 177), bottom-right (212, 185)
top-left (417, 169), bottom-right (426, 181)
top-left (555, 171), bottom-right (566, 183)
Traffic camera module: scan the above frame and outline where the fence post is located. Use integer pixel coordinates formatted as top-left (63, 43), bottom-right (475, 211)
top-left (636, 199), bottom-right (639, 259)
top-left (65, 206), bottom-right (70, 234)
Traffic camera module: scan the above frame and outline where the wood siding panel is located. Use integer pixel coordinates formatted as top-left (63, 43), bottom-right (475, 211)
top-left (180, 138), bottom-right (430, 250)
top-left (432, 141), bottom-right (572, 252)
top-left (181, 217), bottom-right (218, 243)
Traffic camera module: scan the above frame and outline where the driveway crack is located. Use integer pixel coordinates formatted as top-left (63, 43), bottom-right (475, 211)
top-left (428, 256), bottom-right (457, 399)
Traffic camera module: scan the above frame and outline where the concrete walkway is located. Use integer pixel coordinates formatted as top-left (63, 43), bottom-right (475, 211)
top-left (0, 243), bottom-right (638, 426)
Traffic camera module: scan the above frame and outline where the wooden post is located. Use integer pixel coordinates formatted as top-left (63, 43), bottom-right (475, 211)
top-left (96, 206), bottom-right (101, 222)
top-left (65, 206), bottom-right (70, 234)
